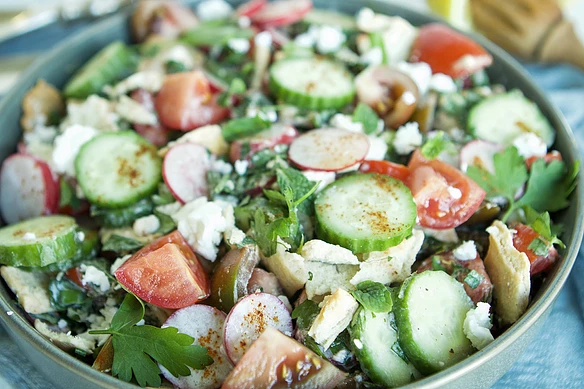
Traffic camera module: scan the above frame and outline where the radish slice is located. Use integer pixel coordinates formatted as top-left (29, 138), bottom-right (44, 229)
top-left (159, 305), bottom-right (232, 389)
top-left (236, 0), bottom-right (267, 17)
top-left (247, 268), bottom-right (284, 296)
top-left (0, 153), bottom-right (59, 224)
top-left (250, 0), bottom-right (313, 28)
top-left (223, 292), bottom-right (293, 364)
top-left (163, 143), bottom-right (210, 204)
top-left (459, 140), bottom-right (502, 174)
top-left (266, 27), bottom-right (290, 47)
top-left (289, 128), bottom-right (370, 172)
top-left (229, 124), bottom-right (297, 163)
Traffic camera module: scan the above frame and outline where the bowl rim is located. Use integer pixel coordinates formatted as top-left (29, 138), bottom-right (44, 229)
top-left (0, 1), bottom-right (582, 388)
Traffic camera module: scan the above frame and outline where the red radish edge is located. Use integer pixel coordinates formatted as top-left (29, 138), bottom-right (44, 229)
top-left (459, 139), bottom-right (502, 173)
top-left (223, 292), bottom-right (293, 365)
top-left (0, 153), bottom-right (59, 224)
top-left (288, 128), bottom-right (370, 172)
top-left (251, 0), bottom-right (313, 28)
top-left (163, 143), bottom-right (210, 204)
top-left (236, 0), bottom-right (267, 17)
top-left (229, 124), bottom-right (298, 163)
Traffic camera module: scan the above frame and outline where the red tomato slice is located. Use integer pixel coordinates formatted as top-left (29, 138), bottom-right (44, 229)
top-left (406, 150), bottom-right (486, 229)
top-left (359, 160), bottom-right (411, 182)
top-left (525, 151), bottom-right (562, 170)
top-left (410, 23), bottom-right (493, 79)
top-left (512, 224), bottom-right (559, 275)
top-left (250, 0), bottom-right (313, 28)
top-left (115, 231), bottom-right (210, 309)
top-left (131, 88), bottom-right (170, 147)
top-left (155, 71), bottom-right (229, 131)
top-left (236, 0), bottom-right (267, 17)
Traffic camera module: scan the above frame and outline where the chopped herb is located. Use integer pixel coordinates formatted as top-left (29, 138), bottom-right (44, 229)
top-left (152, 183), bottom-right (175, 206)
top-left (235, 236), bottom-right (256, 248)
top-left (291, 300), bottom-right (320, 330)
top-left (165, 60), bottom-right (187, 74)
top-left (308, 271), bottom-right (314, 281)
top-left (352, 103), bottom-right (379, 134)
top-left (528, 238), bottom-right (549, 257)
top-left (89, 294), bottom-right (212, 387)
top-left (59, 178), bottom-right (81, 210)
top-left (49, 278), bottom-right (89, 311)
top-left (217, 78), bottom-right (247, 107)
top-left (431, 256), bottom-right (447, 272)
top-left (103, 235), bottom-right (144, 254)
top-left (524, 206), bottom-right (565, 249)
top-left (276, 167), bottom-right (316, 215)
top-left (387, 256), bottom-right (393, 262)
top-left (182, 24), bottom-right (254, 47)
top-left (420, 131), bottom-right (449, 160)
top-left (221, 116), bottom-right (271, 142)
top-left (463, 270), bottom-right (484, 289)
top-left (153, 210), bottom-right (176, 235)
top-left (351, 281), bottom-right (393, 313)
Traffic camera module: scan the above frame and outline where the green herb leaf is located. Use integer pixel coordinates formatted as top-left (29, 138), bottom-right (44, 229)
top-left (420, 132), bottom-right (449, 160)
top-left (217, 78), bottom-right (247, 107)
top-left (153, 210), bottom-right (177, 235)
top-left (291, 300), bottom-right (320, 330)
top-left (166, 60), bottom-right (187, 74)
top-left (90, 294), bottom-right (212, 387)
top-left (182, 23), bottom-right (254, 47)
top-left (48, 278), bottom-right (89, 311)
top-left (431, 256), bottom-right (447, 272)
top-left (59, 178), bottom-right (81, 210)
top-left (523, 206), bottom-right (565, 249)
top-left (528, 238), bottom-right (549, 256)
top-left (152, 183), bottom-right (175, 206)
top-left (352, 103), bottom-right (379, 134)
top-left (463, 270), bottom-right (484, 289)
top-left (276, 167), bottom-right (316, 215)
top-left (351, 281), bottom-right (393, 313)
top-left (221, 116), bottom-right (271, 142)
top-left (103, 235), bottom-right (144, 254)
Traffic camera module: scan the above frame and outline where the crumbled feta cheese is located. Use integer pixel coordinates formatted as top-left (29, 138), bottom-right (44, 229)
top-left (453, 240), bottom-right (477, 261)
top-left (365, 136), bottom-right (388, 160)
top-left (110, 254), bottom-right (131, 274)
top-left (133, 215), bottom-right (160, 236)
top-left (110, 71), bottom-right (165, 97)
top-left (77, 231), bottom-right (85, 241)
top-left (301, 240), bottom-right (360, 265)
top-left (115, 95), bottom-right (157, 125)
top-left (308, 288), bottom-right (359, 349)
top-left (52, 124), bottom-right (99, 176)
top-left (295, 32), bottom-right (316, 48)
top-left (512, 133), bottom-right (547, 160)
top-left (23, 232), bottom-right (36, 241)
top-left (196, 0), bottom-right (233, 20)
top-left (396, 61), bottom-right (432, 95)
top-left (254, 31), bottom-right (272, 48)
top-left (463, 302), bottom-right (495, 350)
top-left (353, 338), bottom-right (363, 350)
top-left (356, 8), bottom-right (391, 32)
top-left (421, 227), bottom-right (459, 243)
top-left (316, 25), bottom-right (346, 53)
top-left (238, 16), bottom-right (251, 28)
top-left (393, 122), bottom-right (423, 155)
top-left (228, 38), bottom-right (250, 54)
top-left (234, 159), bottom-right (249, 175)
top-left (211, 158), bottom-right (233, 175)
top-left (163, 45), bottom-right (197, 69)
top-left (379, 17), bottom-right (418, 65)
top-left (430, 73), bottom-right (458, 93)
top-left (329, 113), bottom-right (364, 133)
top-left (24, 124), bottom-right (58, 144)
top-left (360, 47), bottom-right (383, 66)
top-left (171, 197), bottom-right (230, 261)
top-left (401, 91), bottom-right (417, 106)
top-left (62, 95), bottom-right (119, 132)
top-left (332, 349), bottom-right (350, 363)
top-left (455, 54), bottom-right (492, 75)
top-left (80, 265), bottom-right (111, 293)
top-left (301, 170), bottom-right (335, 193)
top-left (156, 201), bottom-right (182, 216)
top-left (447, 186), bottom-right (463, 200)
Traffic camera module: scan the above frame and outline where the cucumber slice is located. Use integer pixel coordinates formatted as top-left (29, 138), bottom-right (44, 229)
top-left (269, 58), bottom-right (355, 110)
top-left (75, 131), bottom-right (162, 208)
top-left (468, 90), bottom-right (555, 147)
top-left (350, 308), bottom-right (419, 387)
top-left (64, 41), bottom-right (137, 99)
top-left (315, 173), bottom-right (416, 253)
top-left (394, 271), bottom-right (474, 374)
top-left (0, 215), bottom-right (80, 267)
top-left (91, 198), bottom-right (154, 228)
top-left (302, 9), bottom-right (357, 30)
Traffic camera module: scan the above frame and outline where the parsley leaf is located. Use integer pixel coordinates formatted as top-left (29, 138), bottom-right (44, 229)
top-left (351, 281), bottom-right (393, 313)
top-left (217, 78), bottom-right (247, 107)
top-left (524, 206), bottom-right (565, 250)
top-left (221, 116), bottom-right (271, 142)
top-left (420, 131), bottom-right (449, 160)
top-left (352, 103), bottom-right (379, 134)
top-left (153, 210), bottom-right (177, 235)
top-left (276, 167), bottom-right (316, 215)
top-left (102, 235), bottom-right (144, 254)
top-left (165, 60), bottom-right (187, 74)
top-left (90, 294), bottom-right (212, 387)
top-left (291, 300), bottom-right (320, 330)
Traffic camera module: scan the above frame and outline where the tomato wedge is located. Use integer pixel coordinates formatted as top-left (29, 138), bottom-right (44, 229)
top-left (512, 223), bottom-right (559, 275)
top-left (250, 0), bottom-right (313, 28)
top-left (131, 88), bottom-right (170, 147)
top-left (155, 71), bottom-right (229, 131)
top-left (359, 160), bottom-right (411, 182)
top-left (406, 150), bottom-right (486, 229)
top-left (114, 231), bottom-right (210, 309)
top-left (410, 23), bottom-right (493, 79)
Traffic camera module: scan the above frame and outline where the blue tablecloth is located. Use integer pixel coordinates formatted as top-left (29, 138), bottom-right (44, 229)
top-left (0, 24), bottom-right (583, 389)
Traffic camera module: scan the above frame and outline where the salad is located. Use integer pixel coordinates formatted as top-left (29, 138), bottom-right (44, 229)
top-left (0, 0), bottom-right (578, 388)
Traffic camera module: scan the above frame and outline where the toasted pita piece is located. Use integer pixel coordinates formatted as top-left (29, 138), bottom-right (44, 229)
top-left (484, 220), bottom-right (531, 326)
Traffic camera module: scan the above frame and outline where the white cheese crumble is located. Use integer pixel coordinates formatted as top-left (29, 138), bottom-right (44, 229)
top-left (254, 31), bottom-right (272, 48)
top-left (329, 113), bottom-right (364, 133)
top-left (115, 95), bottom-right (158, 125)
top-left (62, 95), bottom-right (119, 132)
top-left (421, 227), bottom-right (459, 243)
top-left (353, 338), bottom-right (363, 350)
top-left (447, 186), bottom-right (463, 200)
top-left (512, 133), bottom-right (548, 160)
top-left (393, 122), bottom-right (423, 155)
top-left (109, 71), bottom-right (165, 97)
top-left (453, 240), bottom-right (477, 261)
top-left (80, 265), bottom-right (111, 293)
top-left (401, 91), bottom-right (417, 106)
top-left (133, 215), bottom-right (160, 236)
top-left (211, 158), bottom-right (233, 175)
top-left (228, 38), bottom-right (251, 54)
top-left (234, 159), bottom-right (249, 176)
top-left (360, 47), bottom-right (383, 66)
top-left (52, 124), bottom-right (98, 177)
top-left (429, 73), bottom-right (458, 93)
top-left (23, 232), bottom-right (36, 241)
top-left (396, 61), bottom-right (432, 95)
top-left (110, 254), bottom-right (131, 274)
top-left (238, 16), bottom-right (251, 28)
top-left (196, 0), bottom-right (233, 20)
top-left (294, 31), bottom-right (316, 48)
top-left (366, 136), bottom-right (388, 160)
top-left (463, 302), bottom-right (495, 350)
top-left (301, 171), bottom-right (336, 193)
top-left (356, 8), bottom-right (391, 32)
top-left (171, 197), bottom-right (233, 261)
top-left (316, 25), bottom-right (346, 53)
top-left (77, 231), bottom-right (85, 241)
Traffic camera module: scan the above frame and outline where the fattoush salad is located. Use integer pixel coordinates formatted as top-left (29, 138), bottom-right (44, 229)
top-left (0, 0), bottom-right (578, 388)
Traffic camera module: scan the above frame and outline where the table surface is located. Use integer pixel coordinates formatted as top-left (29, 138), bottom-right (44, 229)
top-left (0, 9), bottom-right (584, 389)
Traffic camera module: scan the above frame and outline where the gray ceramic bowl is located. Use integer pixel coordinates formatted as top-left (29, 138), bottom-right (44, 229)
top-left (0, 1), bottom-right (582, 388)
